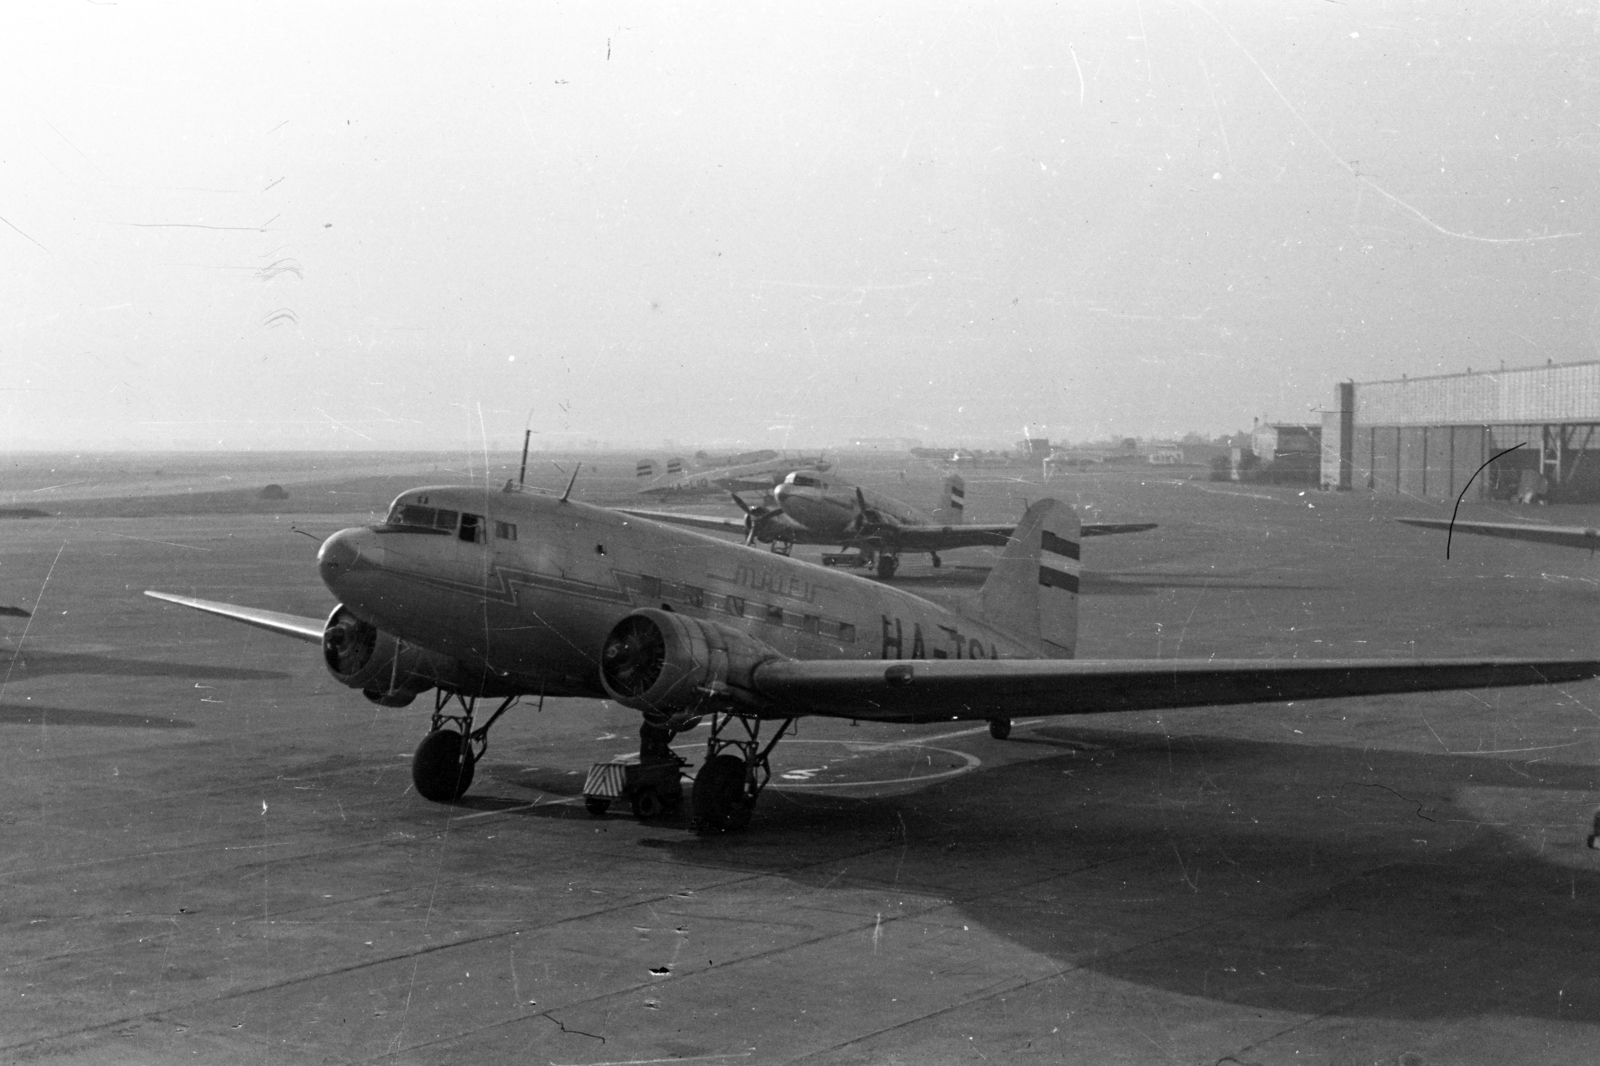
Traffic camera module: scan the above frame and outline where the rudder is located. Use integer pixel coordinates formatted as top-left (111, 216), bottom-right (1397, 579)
top-left (977, 498), bottom-right (1079, 658)
top-left (933, 473), bottom-right (966, 525)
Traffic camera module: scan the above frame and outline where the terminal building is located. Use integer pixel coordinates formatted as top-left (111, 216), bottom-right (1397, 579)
top-left (1322, 360), bottom-right (1600, 502)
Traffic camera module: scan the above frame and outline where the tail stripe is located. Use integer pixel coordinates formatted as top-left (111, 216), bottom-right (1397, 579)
top-left (1041, 530), bottom-right (1080, 561)
top-left (1038, 566), bottom-right (1080, 593)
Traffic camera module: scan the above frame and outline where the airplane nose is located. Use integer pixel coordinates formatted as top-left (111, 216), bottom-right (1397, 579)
top-left (318, 528), bottom-right (369, 591)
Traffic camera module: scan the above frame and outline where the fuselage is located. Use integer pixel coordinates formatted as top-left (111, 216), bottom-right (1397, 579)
top-left (317, 485), bottom-right (1032, 703)
top-left (772, 471), bottom-right (932, 540)
top-left (638, 458), bottom-right (829, 498)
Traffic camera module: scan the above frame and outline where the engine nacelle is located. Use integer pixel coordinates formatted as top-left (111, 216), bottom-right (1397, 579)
top-left (322, 605), bottom-right (486, 707)
top-left (599, 608), bottom-right (779, 716)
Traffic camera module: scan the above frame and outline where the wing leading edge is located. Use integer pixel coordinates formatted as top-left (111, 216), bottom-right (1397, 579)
top-left (751, 656), bottom-right (1600, 722)
top-left (1399, 517), bottom-right (1600, 551)
top-left (144, 591), bottom-right (326, 644)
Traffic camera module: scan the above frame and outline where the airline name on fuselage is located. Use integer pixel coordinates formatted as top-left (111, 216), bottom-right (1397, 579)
top-left (729, 562), bottom-right (818, 604)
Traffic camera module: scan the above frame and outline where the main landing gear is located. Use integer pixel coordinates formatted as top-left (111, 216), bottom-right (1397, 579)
top-left (691, 710), bottom-right (795, 831)
top-left (411, 690), bottom-right (519, 803)
top-left (818, 549), bottom-right (901, 579)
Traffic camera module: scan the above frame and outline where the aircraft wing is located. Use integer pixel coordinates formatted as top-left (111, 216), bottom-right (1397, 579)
top-left (1399, 517), bottom-right (1600, 551)
top-left (751, 656), bottom-right (1600, 722)
top-left (144, 591), bottom-right (326, 644)
top-left (616, 508), bottom-right (746, 535)
top-left (881, 521), bottom-right (1156, 553)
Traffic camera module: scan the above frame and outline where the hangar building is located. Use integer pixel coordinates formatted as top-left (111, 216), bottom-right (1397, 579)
top-left (1322, 361), bottom-right (1600, 502)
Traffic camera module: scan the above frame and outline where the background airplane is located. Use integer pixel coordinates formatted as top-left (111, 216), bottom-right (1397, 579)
top-left (146, 484), bottom-right (1598, 832)
top-left (623, 469), bottom-right (1156, 578)
top-left (635, 452), bottom-right (830, 498)
top-left (1399, 517), bottom-right (1600, 552)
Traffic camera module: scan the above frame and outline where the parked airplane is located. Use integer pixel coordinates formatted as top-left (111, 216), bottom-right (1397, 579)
top-left (635, 453), bottom-right (830, 498)
top-left (623, 470), bottom-right (1156, 578)
top-left (1399, 517), bottom-right (1600, 551)
top-left (147, 482), bottom-right (1599, 831)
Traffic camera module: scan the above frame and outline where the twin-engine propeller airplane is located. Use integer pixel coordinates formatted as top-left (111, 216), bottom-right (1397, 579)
top-left (623, 470), bottom-right (1155, 578)
top-left (635, 453), bottom-right (830, 499)
top-left (148, 483), bottom-right (1600, 832)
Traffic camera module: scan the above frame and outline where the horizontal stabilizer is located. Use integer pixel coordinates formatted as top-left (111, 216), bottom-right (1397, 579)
top-left (751, 656), bottom-right (1600, 723)
top-left (145, 591), bottom-right (326, 644)
top-left (1399, 517), bottom-right (1600, 551)
top-left (1082, 522), bottom-right (1158, 538)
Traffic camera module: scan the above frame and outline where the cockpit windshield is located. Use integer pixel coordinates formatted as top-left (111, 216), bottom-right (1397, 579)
top-left (385, 501), bottom-right (457, 532)
top-left (790, 474), bottom-right (823, 489)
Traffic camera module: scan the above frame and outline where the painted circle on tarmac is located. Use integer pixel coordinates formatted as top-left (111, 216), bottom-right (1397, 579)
top-left (614, 738), bottom-right (981, 792)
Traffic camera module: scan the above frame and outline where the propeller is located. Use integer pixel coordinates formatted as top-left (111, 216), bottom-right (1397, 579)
top-left (731, 492), bottom-right (783, 546)
top-left (849, 487), bottom-right (889, 537)
top-left (600, 615), bottom-right (667, 697)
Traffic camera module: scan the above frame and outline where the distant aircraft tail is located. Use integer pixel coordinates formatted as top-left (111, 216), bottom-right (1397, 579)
top-left (932, 473), bottom-right (966, 525)
top-left (636, 459), bottom-right (657, 479)
top-left (666, 457), bottom-right (685, 476)
top-left (978, 498), bottom-right (1078, 659)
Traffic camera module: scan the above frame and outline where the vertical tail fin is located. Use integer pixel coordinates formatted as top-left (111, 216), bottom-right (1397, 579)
top-left (978, 498), bottom-right (1079, 658)
top-left (666, 457), bottom-right (685, 476)
top-left (636, 459), bottom-right (657, 479)
top-left (933, 473), bottom-right (966, 525)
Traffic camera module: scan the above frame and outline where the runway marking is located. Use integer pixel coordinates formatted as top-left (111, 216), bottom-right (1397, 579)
top-left (104, 531), bottom-right (214, 551)
top-left (453, 796), bottom-right (584, 821)
top-left (552, 1054), bottom-right (752, 1066)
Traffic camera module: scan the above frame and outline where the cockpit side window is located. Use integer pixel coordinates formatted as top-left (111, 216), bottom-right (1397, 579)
top-left (459, 513), bottom-right (487, 543)
top-left (434, 509), bottom-right (459, 532)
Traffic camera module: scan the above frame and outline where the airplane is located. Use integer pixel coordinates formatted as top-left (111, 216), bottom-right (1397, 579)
top-left (622, 470), bottom-right (1156, 578)
top-left (1399, 517), bottom-right (1600, 552)
top-left (146, 479), bottom-right (1600, 832)
top-left (635, 453), bottom-right (831, 499)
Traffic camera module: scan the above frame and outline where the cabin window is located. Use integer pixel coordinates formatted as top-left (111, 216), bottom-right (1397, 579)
top-left (494, 521), bottom-right (517, 541)
top-left (459, 513), bottom-right (486, 543)
top-left (684, 586), bottom-right (704, 608)
top-left (765, 604), bottom-right (785, 626)
top-left (724, 595), bottom-right (745, 617)
top-left (838, 623), bottom-right (856, 643)
top-left (801, 615), bottom-right (819, 634)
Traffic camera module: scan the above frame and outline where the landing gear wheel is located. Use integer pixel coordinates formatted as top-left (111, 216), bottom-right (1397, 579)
top-left (412, 729), bottom-right (476, 802)
top-left (988, 718), bottom-right (1012, 740)
top-left (930, 552), bottom-right (941, 569)
top-left (631, 786), bottom-right (667, 820)
top-left (876, 554), bottom-right (899, 580)
top-left (692, 754), bottom-right (754, 831)
top-left (585, 797), bottom-right (611, 816)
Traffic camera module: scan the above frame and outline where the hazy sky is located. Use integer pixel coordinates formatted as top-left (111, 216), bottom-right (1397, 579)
top-left (4, 2), bottom-right (1596, 450)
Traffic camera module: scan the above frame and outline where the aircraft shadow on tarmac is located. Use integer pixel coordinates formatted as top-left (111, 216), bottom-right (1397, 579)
top-left (474, 727), bottom-right (1600, 1025)
top-left (2, 650), bottom-right (289, 682)
top-left (889, 569), bottom-right (1330, 596)
top-left (0, 702), bottom-right (195, 729)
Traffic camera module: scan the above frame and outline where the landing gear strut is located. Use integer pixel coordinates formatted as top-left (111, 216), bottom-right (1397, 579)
top-left (876, 553), bottom-right (899, 580)
top-left (692, 711), bottom-right (795, 831)
top-left (769, 538), bottom-right (793, 557)
top-left (412, 690), bottom-right (518, 803)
